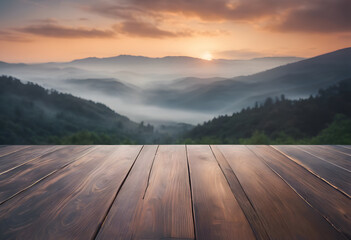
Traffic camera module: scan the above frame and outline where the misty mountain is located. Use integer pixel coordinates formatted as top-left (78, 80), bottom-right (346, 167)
top-left (0, 61), bottom-right (27, 68)
top-left (0, 54), bottom-right (304, 123)
top-left (152, 77), bottom-right (227, 91)
top-left (184, 78), bottom-right (351, 144)
top-left (0, 55), bottom-right (303, 87)
top-left (66, 55), bottom-right (303, 82)
top-left (68, 55), bottom-right (302, 67)
top-left (149, 47), bottom-right (351, 114)
top-left (65, 78), bottom-right (139, 97)
top-left (1, 48), bottom-right (350, 124)
top-left (0, 76), bottom-right (154, 144)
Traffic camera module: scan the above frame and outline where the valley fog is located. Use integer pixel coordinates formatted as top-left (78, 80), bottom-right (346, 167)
top-left (3, 50), bottom-right (351, 125)
top-left (0, 55), bottom-right (303, 124)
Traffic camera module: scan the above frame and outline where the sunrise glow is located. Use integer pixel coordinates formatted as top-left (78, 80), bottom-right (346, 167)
top-left (202, 52), bottom-right (213, 61)
top-left (0, 0), bottom-right (349, 62)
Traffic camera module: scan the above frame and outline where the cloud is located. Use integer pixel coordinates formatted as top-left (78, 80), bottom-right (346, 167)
top-left (129, 0), bottom-right (293, 21)
top-left (85, 0), bottom-right (351, 33)
top-left (114, 21), bottom-right (192, 38)
top-left (16, 24), bottom-right (116, 38)
top-left (84, 2), bottom-right (195, 38)
top-left (0, 30), bottom-right (32, 42)
top-left (84, 4), bottom-right (158, 21)
top-left (13, 20), bottom-right (191, 40)
top-left (270, 0), bottom-right (351, 33)
top-left (216, 49), bottom-right (267, 59)
top-left (30, 18), bottom-right (58, 24)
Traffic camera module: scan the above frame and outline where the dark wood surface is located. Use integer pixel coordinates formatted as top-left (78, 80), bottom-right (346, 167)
top-left (218, 145), bottom-right (344, 240)
top-left (297, 145), bottom-right (351, 171)
top-left (332, 145), bottom-right (351, 155)
top-left (131, 145), bottom-right (194, 239)
top-left (274, 145), bottom-right (351, 197)
top-left (248, 145), bottom-right (351, 239)
top-left (211, 145), bottom-right (270, 240)
top-left (187, 145), bottom-right (255, 240)
top-left (0, 145), bottom-right (349, 240)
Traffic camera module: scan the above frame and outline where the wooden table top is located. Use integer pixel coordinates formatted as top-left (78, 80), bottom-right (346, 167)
top-left (0, 145), bottom-right (349, 240)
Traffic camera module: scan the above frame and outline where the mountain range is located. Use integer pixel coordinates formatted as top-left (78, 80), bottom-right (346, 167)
top-left (185, 77), bottom-right (351, 144)
top-left (149, 47), bottom-right (351, 114)
top-left (0, 47), bottom-right (350, 124)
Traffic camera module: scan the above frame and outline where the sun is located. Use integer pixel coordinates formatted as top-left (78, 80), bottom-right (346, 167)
top-left (201, 52), bottom-right (213, 61)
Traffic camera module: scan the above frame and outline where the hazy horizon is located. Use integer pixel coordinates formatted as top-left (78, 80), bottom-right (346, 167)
top-left (0, 53), bottom-right (304, 64)
top-left (1, 47), bottom-right (350, 125)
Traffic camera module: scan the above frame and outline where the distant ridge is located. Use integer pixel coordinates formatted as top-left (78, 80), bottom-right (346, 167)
top-left (69, 54), bottom-right (303, 64)
top-left (147, 47), bottom-right (351, 113)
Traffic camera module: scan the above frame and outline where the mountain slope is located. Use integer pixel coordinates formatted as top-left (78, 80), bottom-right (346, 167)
top-left (150, 47), bottom-right (351, 113)
top-left (66, 55), bottom-right (303, 79)
top-left (184, 78), bottom-right (351, 144)
top-left (0, 76), bottom-right (153, 144)
top-left (0, 55), bottom-right (301, 85)
top-left (65, 78), bottom-right (139, 97)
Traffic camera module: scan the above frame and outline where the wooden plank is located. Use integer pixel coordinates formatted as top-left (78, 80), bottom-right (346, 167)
top-left (187, 145), bottom-right (255, 240)
top-left (95, 145), bottom-right (158, 239)
top-left (340, 145), bottom-right (351, 150)
top-left (0, 145), bottom-right (60, 174)
top-left (297, 145), bottom-right (351, 171)
top-left (0, 145), bottom-right (92, 204)
top-left (0, 145), bottom-right (30, 158)
top-left (331, 145), bottom-right (351, 156)
top-left (0, 145), bottom-right (142, 239)
top-left (217, 145), bottom-right (345, 240)
top-left (274, 145), bottom-right (351, 197)
top-left (211, 145), bottom-right (270, 240)
top-left (127, 145), bottom-right (194, 240)
top-left (248, 145), bottom-right (351, 239)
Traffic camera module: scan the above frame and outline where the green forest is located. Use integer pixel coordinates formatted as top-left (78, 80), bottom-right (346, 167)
top-left (184, 78), bottom-right (351, 144)
top-left (0, 76), bottom-right (154, 144)
top-left (1, 75), bottom-right (350, 144)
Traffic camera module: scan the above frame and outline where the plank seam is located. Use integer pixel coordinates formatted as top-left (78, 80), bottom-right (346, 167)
top-left (210, 145), bottom-right (271, 240)
top-left (0, 146), bottom-right (63, 176)
top-left (295, 146), bottom-right (350, 173)
top-left (340, 145), bottom-right (351, 150)
top-left (270, 145), bottom-right (351, 199)
top-left (249, 146), bottom-right (349, 240)
top-left (185, 145), bottom-right (197, 240)
top-left (0, 146), bottom-right (95, 205)
top-left (0, 146), bottom-right (31, 158)
top-left (326, 146), bottom-right (351, 157)
top-left (142, 145), bottom-right (159, 199)
top-left (92, 145), bottom-right (144, 240)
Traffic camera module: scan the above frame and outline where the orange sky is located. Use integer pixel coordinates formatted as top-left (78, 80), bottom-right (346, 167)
top-left (0, 0), bottom-right (350, 63)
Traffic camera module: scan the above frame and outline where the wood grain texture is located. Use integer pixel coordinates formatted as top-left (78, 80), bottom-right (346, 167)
top-left (0, 145), bottom-right (349, 239)
top-left (0, 145), bottom-right (59, 174)
top-left (0, 145), bottom-right (30, 158)
top-left (0, 145), bottom-right (142, 240)
top-left (210, 145), bottom-right (270, 240)
top-left (296, 145), bottom-right (351, 171)
top-left (340, 145), bottom-right (351, 150)
top-left (248, 145), bottom-right (351, 239)
top-left (96, 145), bottom-right (158, 240)
top-left (187, 145), bottom-right (255, 240)
top-left (0, 145), bottom-right (92, 204)
top-left (129, 145), bottom-right (195, 240)
top-left (274, 145), bottom-right (351, 197)
top-left (331, 145), bottom-right (351, 156)
top-left (217, 145), bottom-right (345, 240)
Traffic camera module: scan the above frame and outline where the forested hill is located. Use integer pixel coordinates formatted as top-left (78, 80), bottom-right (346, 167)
top-left (0, 75), bottom-right (153, 144)
top-left (184, 78), bottom-right (351, 144)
